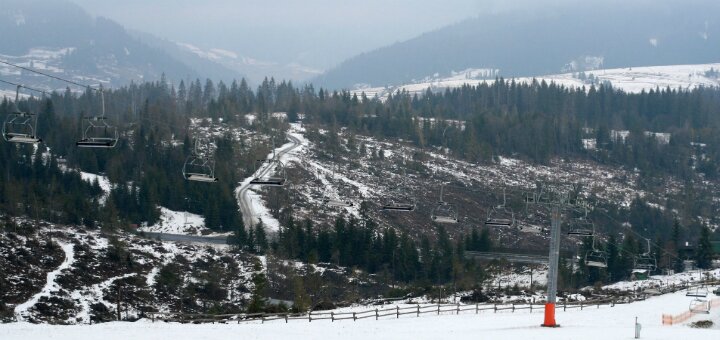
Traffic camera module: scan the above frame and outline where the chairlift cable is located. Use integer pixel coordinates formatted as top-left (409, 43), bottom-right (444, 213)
top-left (0, 59), bottom-right (103, 92)
top-left (0, 78), bottom-right (48, 95)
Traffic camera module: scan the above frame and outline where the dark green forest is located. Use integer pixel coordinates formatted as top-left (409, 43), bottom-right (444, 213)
top-left (1, 77), bottom-right (718, 289)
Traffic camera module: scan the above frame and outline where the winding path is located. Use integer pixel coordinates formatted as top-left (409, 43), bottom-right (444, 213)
top-left (236, 132), bottom-right (302, 230)
top-left (14, 241), bottom-right (75, 322)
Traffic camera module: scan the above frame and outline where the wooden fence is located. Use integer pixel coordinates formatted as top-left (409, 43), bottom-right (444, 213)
top-left (145, 279), bottom-right (720, 325)
top-left (146, 298), bottom-right (623, 324)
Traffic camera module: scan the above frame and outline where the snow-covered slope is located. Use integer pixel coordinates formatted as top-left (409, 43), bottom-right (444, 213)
top-left (138, 207), bottom-right (208, 236)
top-left (356, 63), bottom-right (720, 100)
top-left (3, 289), bottom-right (719, 339)
top-left (176, 43), bottom-right (322, 84)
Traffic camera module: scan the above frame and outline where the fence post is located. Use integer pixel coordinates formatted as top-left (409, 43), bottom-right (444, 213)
top-left (375, 309), bottom-right (379, 320)
top-left (512, 303), bottom-right (515, 313)
top-left (331, 312), bottom-right (334, 322)
top-left (308, 312), bottom-right (312, 323)
top-left (580, 301), bottom-right (583, 310)
top-left (437, 305), bottom-right (440, 315)
top-left (475, 303), bottom-right (479, 314)
top-left (396, 306), bottom-right (400, 318)
top-left (494, 304), bottom-right (497, 313)
top-left (611, 299), bottom-right (615, 307)
top-left (456, 303), bottom-right (460, 314)
top-left (530, 303), bottom-right (533, 313)
top-left (261, 316), bottom-right (265, 324)
top-left (285, 314), bottom-right (288, 323)
top-left (564, 300), bottom-right (567, 311)
top-left (353, 312), bottom-right (357, 321)
top-left (417, 305), bottom-right (420, 317)
top-left (151, 313), bottom-right (155, 323)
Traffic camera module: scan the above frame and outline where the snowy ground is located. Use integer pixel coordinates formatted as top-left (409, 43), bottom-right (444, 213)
top-left (138, 207), bottom-right (208, 236)
top-left (79, 172), bottom-right (112, 205)
top-left (355, 62), bottom-right (720, 101)
top-left (3, 290), bottom-right (719, 339)
top-left (236, 122), bottom-right (306, 232)
top-left (13, 241), bottom-right (74, 322)
top-left (602, 269), bottom-right (720, 292)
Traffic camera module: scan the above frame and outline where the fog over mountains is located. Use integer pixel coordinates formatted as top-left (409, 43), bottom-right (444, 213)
top-left (2, 0), bottom-right (719, 91)
top-left (316, 1), bottom-right (720, 89)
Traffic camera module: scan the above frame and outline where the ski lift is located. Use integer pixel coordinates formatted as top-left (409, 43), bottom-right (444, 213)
top-left (381, 167), bottom-right (415, 211)
top-left (633, 238), bottom-right (657, 272)
top-left (431, 185), bottom-right (458, 224)
top-left (689, 298), bottom-right (710, 314)
top-left (323, 196), bottom-right (354, 208)
top-left (585, 236), bottom-right (608, 268)
top-left (321, 167), bottom-right (354, 208)
top-left (182, 138), bottom-right (218, 182)
top-left (249, 147), bottom-right (287, 186)
top-left (686, 286), bottom-right (709, 298)
top-left (567, 209), bottom-right (594, 236)
top-left (485, 188), bottom-right (515, 227)
top-left (249, 159), bottom-right (287, 186)
top-left (76, 89), bottom-right (118, 148)
top-left (3, 85), bottom-right (42, 144)
top-left (381, 198), bottom-right (415, 212)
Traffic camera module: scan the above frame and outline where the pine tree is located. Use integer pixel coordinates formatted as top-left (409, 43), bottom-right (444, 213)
top-left (254, 221), bottom-right (268, 254)
top-left (695, 225), bottom-right (714, 269)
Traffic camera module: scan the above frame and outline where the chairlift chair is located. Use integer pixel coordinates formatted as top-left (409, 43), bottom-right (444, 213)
top-left (689, 298), bottom-right (710, 314)
top-left (3, 85), bottom-right (42, 144)
top-left (76, 89), bottom-right (118, 148)
top-left (430, 185), bottom-right (458, 224)
top-left (633, 238), bottom-right (657, 272)
top-left (182, 138), bottom-right (218, 182)
top-left (431, 202), bottom-right (459, 224)
top-left (323, 196), bottom-right (354, 208)
top-left (686, 287), bottom-right (709, 298)
top-left (319, 163), bottom-right (355, 207)
top-left (585, 237), bottom-right (608, 268)
top-left (381, 184), bottom-right (416, 212)
top-left (249, 149), bottom-right (287, 186)
top-left (485, 188), bottom-right (515, 227)
top-left (382, 200), bottom-right (415, 211)
top-left (567, 218), bottom-right (595, 236)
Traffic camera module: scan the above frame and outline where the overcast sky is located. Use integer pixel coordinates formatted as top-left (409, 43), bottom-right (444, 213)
top-left (69, 0), bottom-right (656, 70)
top-left (67, 0), bottom-right (524, 69)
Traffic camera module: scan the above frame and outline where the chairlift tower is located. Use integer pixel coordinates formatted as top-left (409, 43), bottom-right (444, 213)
top-left (525, 182), bottom-right (587, 328)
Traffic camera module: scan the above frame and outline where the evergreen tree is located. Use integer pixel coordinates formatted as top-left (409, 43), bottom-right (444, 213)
top-left (695, 225), bottom-right (714, 269)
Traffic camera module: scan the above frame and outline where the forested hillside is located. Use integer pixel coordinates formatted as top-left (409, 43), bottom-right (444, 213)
top-left (2, 76), bottom-right (719, 294)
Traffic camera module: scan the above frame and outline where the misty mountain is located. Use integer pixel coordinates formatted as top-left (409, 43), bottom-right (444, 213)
top-left (316, 1), bottom-right (720, 89)
top-left (0, 0), bottom-right (241, 91)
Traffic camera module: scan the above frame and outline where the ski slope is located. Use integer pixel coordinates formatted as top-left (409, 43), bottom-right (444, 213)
top-left (2, 290), bottom-right (719, 339)
top-left (235, 122), bottom-right (306, 232)
top-left (356, 63), bottom-right (720, 100)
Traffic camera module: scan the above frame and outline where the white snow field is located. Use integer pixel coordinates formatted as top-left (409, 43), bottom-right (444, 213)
top-left (138, 207), bottom-right (207, 235)
top-left (3, 290), bottom-right (719, 340)
top-left (356, 63), bottom-right (720, 101)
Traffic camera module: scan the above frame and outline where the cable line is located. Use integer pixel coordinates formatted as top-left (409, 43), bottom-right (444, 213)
top-left (0, 78), bottom-right (48, 95)
top-left (0, 59), bottom-right (102, 92)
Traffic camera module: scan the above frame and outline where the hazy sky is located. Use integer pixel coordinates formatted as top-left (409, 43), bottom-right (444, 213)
top-left (68, 0), bottom-right (521, 69)
top-left (69, 0), bottom-right (655, 70)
